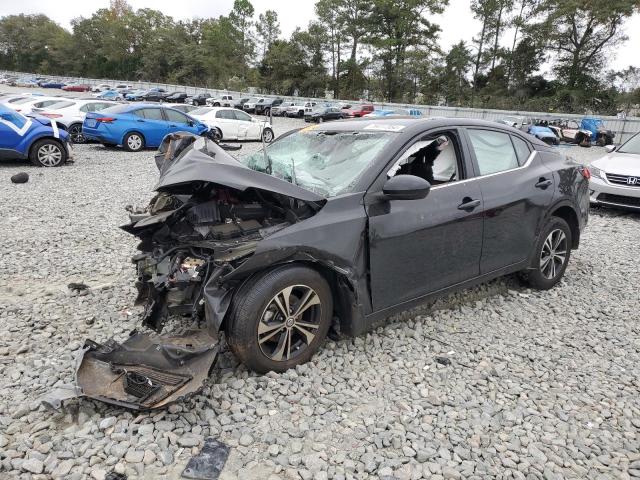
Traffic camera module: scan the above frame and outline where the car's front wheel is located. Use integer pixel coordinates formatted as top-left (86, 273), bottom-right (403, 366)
top-left (29, 139), bottom-right (67, 167)
top-left (123, 132), bottom-right (145, 152)
top-left (227, 265), bottom-right (333, 373)
top-left (522, 216), bottom-right (572, 290)
top-left (261, 128), bottom-right (274, 143)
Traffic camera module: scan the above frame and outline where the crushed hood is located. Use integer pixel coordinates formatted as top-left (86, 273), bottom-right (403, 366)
top-left (155, 135), bottom-right (325, 203)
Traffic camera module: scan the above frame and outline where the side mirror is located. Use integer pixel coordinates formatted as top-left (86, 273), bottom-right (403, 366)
top-left (382, 175), bottom-right (431, 201)
top-left (605, 145), bottom-right (616, 153)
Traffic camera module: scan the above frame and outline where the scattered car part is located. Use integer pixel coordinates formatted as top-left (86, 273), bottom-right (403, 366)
top-left (182, 438), bottom-right (230, 480)
top-left (10, 172), bottom-right (29, 183)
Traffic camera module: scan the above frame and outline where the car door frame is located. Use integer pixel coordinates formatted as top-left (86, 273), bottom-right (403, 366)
top-left (362, 126), bottom-right (486, 316)
top-left (459, 126), bottom-right (555, 274)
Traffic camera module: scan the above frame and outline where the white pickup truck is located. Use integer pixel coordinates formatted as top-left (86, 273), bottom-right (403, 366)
top-left (206, 94), bottom-right (234, 107)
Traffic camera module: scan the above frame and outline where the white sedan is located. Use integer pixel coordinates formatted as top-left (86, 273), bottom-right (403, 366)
top-left (34, 99), bottom-right (119, 143)
top-left (3, 96), bottom-right (67, 114)
top-left (190, 107), bottom-right (274, 143)
top-left (590, 133), bottom-right (640, 211)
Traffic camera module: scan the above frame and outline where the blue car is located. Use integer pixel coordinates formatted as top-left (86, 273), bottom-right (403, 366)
top-left (0, 104), bottom-right (71, 166)
top-left (40, 81), bottom-right (66, 89)
top-left (364, 108), bottom-right (423, 117)
top-left (82, 103), bottom-right (209, 151)
top-left (527, 125), bottom-right (559, 146)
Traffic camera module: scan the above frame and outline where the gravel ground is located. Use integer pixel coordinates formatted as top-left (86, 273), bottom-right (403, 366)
top-left (1, 95), bottom-right (640, 480)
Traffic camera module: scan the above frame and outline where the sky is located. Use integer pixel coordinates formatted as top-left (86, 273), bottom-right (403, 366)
top-left (4, 0), bottom-right (639, 72)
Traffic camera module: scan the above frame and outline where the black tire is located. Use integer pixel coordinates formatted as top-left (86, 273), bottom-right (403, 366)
top-left (29, 138), bottom-right (67, 167)
top-left (264, 108), bottom-right (271, 117)
top-left (213, 102), bottom-right (220, 107)
top-left (227, 265), bottom-right (333, 373)
top-left (262, 128), bottom-right (274, 143)
top-left (596, 135), bottom-right (606, 147)
top-left (577, 134), bottom-right (591, 148)
top-left (68, 123), bottom-right (85, 144)
top-left (123, 132), bottom-right (145, 152)
top-left (521, 216), bottom-right (572, 290)
top-left (211, 127), bottom-right (223, 142)
top-left (298, 110), bottom-right (304, 118)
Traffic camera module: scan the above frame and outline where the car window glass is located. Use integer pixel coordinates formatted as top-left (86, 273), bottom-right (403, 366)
top-left (388, 133), bottom-right (460, 185)
top-left (141, 108), bottom-right (164, 121)
top-left (216, 110), bottom-right (232, 119)
top-left (233, 110), bottom-right (251, 121)
top-left (79, 104), bottom-right (91, 113)
top-left (511, 136), bottom-right (531, 165)
top-left (468, 129), bottom-right (519, 175)
top-left (165, 109), bottom-right (190, 124)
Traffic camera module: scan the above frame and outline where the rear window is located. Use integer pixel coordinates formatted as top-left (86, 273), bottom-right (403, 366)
top-left (101, 104), bottom-right (134, 114)
top-left (191, 107), bottom-right (212, 116)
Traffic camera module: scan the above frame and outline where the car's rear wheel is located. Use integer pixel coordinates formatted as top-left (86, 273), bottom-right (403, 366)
top-left (227, 265), bottom-right (333, 373)
top-left (29, 139), bottom-right (66, 167)
top-left (522, 217), bottom-right (572, 290)
top-left (262, 128), bottom-right (274, 143)
top-left (68, 123), bottom-right (85, 144)
top-left (123, 132), bottom-right (145, 152)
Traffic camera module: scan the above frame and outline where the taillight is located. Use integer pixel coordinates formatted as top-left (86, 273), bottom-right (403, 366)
top-left (581, 167), bottom-right (591, 179)
top-left (41, 113), bottom-right (63, 118)
top-left (96, 117), bottom-right (116, 123)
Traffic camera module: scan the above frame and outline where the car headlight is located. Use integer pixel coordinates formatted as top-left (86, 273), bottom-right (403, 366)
top-left (590, 166), bottom-right (604, 179)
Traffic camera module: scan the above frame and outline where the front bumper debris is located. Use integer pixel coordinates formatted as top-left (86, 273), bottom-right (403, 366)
top-left (75, 329), bottom-right (219, 410)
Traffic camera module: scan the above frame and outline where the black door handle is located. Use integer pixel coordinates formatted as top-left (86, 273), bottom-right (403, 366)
top-left (137, 119), bottom-right (145, 122)
top-left (458, 198), bottom-right (481, 211)
top-left (535, 178), bottom-right (552, 189)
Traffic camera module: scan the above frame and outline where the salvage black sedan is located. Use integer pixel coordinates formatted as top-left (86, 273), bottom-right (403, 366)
top-left (73, 118), bottom-right (589, 409)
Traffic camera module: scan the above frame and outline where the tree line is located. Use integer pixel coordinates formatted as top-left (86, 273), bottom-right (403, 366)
top-left (0, 0), bottom-right (639, 115)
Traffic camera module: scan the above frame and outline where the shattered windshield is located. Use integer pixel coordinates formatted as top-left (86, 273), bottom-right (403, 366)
top-left (239, 128), bottom-right (396, 197)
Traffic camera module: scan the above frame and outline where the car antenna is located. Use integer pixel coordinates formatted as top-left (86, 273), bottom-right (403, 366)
top-left (261, 129), bottom-right (272, 174)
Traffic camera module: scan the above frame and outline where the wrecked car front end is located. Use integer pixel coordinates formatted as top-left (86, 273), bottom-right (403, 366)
top-left (72, 134), bottom-right (326, 409)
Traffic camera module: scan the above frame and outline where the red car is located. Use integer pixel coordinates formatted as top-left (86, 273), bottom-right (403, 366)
top-left (345, 104), bottom-right (374, 118)
top-left (62, 83), bottom-right (91, 92)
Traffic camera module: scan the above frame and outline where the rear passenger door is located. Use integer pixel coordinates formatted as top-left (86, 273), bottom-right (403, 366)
top-left (463, 128), bottom-right (555, 273)
top-left (133, 108), bottom-right (169, 146)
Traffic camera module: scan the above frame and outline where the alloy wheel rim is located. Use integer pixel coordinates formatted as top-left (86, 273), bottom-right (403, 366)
top-left (257, 285), bottom-right (322, 362)
top-left (69, 125), bottom-right (85, 143)
top-left (37, 144), bottom-right (62, 166)
top-left (540, 229), bottom-right (567, 279)
top-left (263, 130), bottom-right (273, 142)
top-left (128, 135), bottom-right (142, 150)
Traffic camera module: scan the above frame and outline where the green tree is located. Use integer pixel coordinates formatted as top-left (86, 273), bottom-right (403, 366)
top-left (256, 10), bottom-right (281, 59)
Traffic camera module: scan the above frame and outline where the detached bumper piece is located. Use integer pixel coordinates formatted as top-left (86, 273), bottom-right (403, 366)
top-left (76, 330), bottom-right (219, 410)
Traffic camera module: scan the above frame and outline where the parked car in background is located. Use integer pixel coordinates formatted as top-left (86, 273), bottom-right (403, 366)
top-left (547, 120), bottom-right (592, 147)
top-left (37, 99), bottom-right (118, 143)
top-left (255, 98), bottom-right (283, 116)
top-left (589, 133), bottom-right (640, 211)
top-left (190, 107), bottom-right (274, 142)
top-left (186, 93), bottom-right (212, 106)
top-left (271, 101), bottom-right (296, 116)
top-left (207, 95), bottom-right (234, 107)
top-left (171, 104), bottom-right (200, 114)
top-left (0, 103), bottom-right (71, 166)
top-left (114, 84), bottom-right (133, 91)
top-left (41, 81), bottom-right (66, 89)
top-left (304, 106), bottom-right (346, 123)
top-left (527, 125), bottom-right (559, 146)
top-left (345, 104), bottom-right (375, 117)
top-left (140, 89), bottom-right (169, 102)
top-left (243, 97), bottom-right (266, 113)
top-left (96, 90), bottom-right (124, 101)
top-left (363, 108), bottom-right (422, 117)
top-left (287, 102), bottom-right (316, 118)
top-left (3, 96), bottom-right (65, 114)
top-left (63, 83), bottom-right (91, 92)
top-left (581, 118), bottom-right (615, 146)
top-left (92, 84), bottom-right (113, 93)
top-left (233, 97), bottom-right (251, 110)
top-left (165, 92), bottom-right (188, 103)
top-left (82, 104), bottom-right (208, 151)
top-left (498, 116), bottom-right (531, 130)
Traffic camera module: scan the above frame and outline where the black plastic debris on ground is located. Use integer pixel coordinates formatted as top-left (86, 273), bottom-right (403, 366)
top-left (182, 438), bottom-right (230, 480)
top-left (10, 172), bottom-right (29, 184)
top-left (105, 472), bottom-right (127, 480)
top-left (435, 356), bottom-right (452, 366)
top-left (68, 282), bottom-right (90, 291)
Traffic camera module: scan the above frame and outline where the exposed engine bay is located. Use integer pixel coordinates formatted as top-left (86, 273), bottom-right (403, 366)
top-left (48, 132), bottom-right (326, 410)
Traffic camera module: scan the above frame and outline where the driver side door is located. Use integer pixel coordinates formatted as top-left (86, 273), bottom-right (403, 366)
top-left (366, 128), bottom-right (484, 312)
